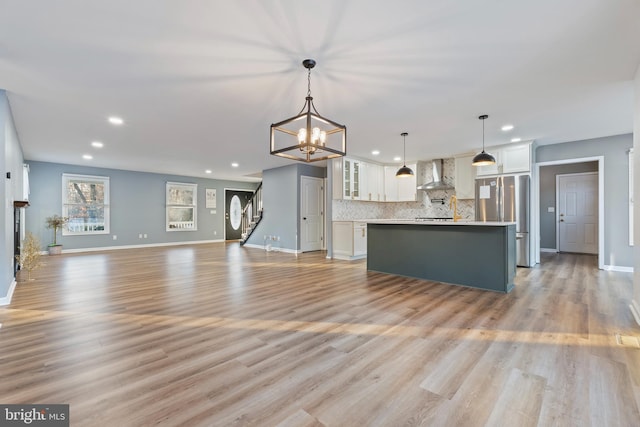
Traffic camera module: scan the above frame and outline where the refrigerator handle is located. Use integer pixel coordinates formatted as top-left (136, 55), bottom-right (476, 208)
top-left (498, 179), bottom-right (503, 222)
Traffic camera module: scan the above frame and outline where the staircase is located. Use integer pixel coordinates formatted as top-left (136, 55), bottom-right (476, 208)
top-left (240, 182), bottom-right (263, 245)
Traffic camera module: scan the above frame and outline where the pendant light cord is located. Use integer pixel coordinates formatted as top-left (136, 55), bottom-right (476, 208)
top-left (478, 114), bottom-right (488, 151)
top-left (403, 134), bottom-right (407, 165)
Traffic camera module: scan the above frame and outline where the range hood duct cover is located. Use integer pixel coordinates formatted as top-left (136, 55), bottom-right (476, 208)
top-left (417, 159), bottom-right (454, 191)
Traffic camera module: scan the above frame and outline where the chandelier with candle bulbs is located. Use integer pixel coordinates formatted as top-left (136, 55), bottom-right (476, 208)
top-left (270, 59), bottom-right (347, 163)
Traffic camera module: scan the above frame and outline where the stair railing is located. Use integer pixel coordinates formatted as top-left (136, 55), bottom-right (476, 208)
top-left (240, 182), bottom-right (263, 245)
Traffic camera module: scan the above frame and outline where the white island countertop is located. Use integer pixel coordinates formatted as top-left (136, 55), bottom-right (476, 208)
top-left (365, 219), bottom-right (516, 227)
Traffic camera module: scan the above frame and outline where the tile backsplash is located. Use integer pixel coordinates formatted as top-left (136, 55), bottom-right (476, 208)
top-left (332, 158), bottom-right (475, 221)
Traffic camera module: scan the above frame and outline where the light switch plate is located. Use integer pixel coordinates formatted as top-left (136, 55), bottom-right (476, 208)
top-left (547, 206), bottom-right (555, 213)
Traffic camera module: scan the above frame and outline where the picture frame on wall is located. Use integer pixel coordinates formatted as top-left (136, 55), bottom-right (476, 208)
top-left (206, 188), bottom-right (217, 209)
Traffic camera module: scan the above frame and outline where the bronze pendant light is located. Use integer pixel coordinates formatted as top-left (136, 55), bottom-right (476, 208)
top-left (396, 132), bottom-right (414, 177)
top-left (472, 114), bottom-right (496, 166)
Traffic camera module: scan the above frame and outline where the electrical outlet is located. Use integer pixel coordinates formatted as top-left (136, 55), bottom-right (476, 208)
top-left (143, 234), bottom-right (148, 238)
top-left (138, 234), bottom-right (143, 238)
top-left (214, 231), bottom-right (217, 235)
top-left (113, 235), bottom-right (117, 240)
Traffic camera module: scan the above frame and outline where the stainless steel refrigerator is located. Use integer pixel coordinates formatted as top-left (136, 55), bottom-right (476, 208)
top-left (475, 175), bottom-right (531, 267)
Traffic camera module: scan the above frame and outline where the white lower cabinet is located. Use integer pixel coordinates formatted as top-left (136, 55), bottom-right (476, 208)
top-left (332, 221), bottom-right (367, 260)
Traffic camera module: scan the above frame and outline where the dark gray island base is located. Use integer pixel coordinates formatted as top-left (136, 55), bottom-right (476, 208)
top-left (367, 221), bottom-right (517, 293)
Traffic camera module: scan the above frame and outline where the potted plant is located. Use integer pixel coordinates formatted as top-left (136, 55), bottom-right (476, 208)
top-left (45, 214), bottom-right (68, 255)
top-left (16, 232), bottom-right (42, 280)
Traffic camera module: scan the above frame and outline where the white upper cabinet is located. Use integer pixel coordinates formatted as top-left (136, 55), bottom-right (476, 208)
top-left (383, 166), bottom-right (398, 201)
top-left (454, 154), bottom-right (475, 199)
top-left (397, 164), bottom-right (417, 201)
top-left (384, 164), bottom-right (417, 202)
top-left (502, 143), bottom-right (531, 173)
top-left (340, 158), bottom-right (361, 200)
top-left (475, 141), bottom-right (532, 176)
top-left (365, 163), bottom-right (384, 201)
top-left (333, 158), bottom-right (417, 202)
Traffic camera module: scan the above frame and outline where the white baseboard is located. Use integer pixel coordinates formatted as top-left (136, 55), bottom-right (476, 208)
top-left (630, 300), bottom-right (640, 327)
top-left (0, 279), bottom-right (17, 306)
top-left (332, 254), bottom-right (367, 261)
top-left (242, 243), bottom-right (301, 254)
top-left (540, 248), bottom-right (558, 253)
top-left (603, 265), bottom-right (634, 273)
top-left (45, 239), bottom-right (226, 255)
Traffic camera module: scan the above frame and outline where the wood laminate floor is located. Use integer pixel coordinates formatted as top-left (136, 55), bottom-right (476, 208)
top-left (1, 243), bottom-right (639, 426)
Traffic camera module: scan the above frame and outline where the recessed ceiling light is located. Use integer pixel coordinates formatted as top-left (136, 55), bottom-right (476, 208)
top-left (393, 156), bottom-right (402, 162)
top-left (91, 141), bottom-right (104, 148)
top-left (231, 162), bottom-right (239, 168)
top-left (501, 124), bottom-right (514, 132)
top-left (83, 154), bottom-right (93, 160)
top-left (371, 150), bottom-right (380, 156)
top-left (108, 116), bottom-right (124, 125)
top-left (511, 137), bottom-right (521, 143)
top-left (205, 169), bottom-right (212, 174)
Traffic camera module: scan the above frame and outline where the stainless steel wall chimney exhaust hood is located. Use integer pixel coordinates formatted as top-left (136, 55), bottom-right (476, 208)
top-left (417, 159), bottom-right (454, 191)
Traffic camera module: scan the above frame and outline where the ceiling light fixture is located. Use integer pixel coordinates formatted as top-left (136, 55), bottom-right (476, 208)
top-left (501, 124), bottom-right (514, 132)
top-left (396, 132), bottom-right (414, 177)
top-left (231, 162), bottom-right (239, 168)
top-left (205, 169), bottom-right (212, 174)
top-left (371, 150), bottom-right (380, 156)
top-left (91, 141), bottom-right (104, 148)
top-left (511, 137), bottom-right (521, 143)
top-left (270, 59), bottom-right (346, 163)
top-left (82, 154), bottom-right (93, 160)
top-left (472, 115), bottom-right (496, 167)
top-left (108, 116), bottom-right (124, 125)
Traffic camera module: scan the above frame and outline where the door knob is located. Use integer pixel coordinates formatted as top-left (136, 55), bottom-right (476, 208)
top-left (560, 219), bottom-right (564, 222)
top-left (559, 213), bottom-right (564, 217)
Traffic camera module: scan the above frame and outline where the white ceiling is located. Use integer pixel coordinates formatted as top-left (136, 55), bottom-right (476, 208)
top-left (1, 1), bottom-right (639, 182)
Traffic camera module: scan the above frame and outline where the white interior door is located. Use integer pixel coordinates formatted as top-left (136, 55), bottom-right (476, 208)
top-left (300, 176), bottom-right (324, 252)
top-left (557, 173), bottom-right (598, 254)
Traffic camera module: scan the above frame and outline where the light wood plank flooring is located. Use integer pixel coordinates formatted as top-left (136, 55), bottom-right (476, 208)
top-left (1, 243), bottom-right (639, 426)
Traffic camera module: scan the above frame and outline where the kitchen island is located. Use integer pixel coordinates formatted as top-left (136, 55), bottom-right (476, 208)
top-left (366, 220), bottom-right (516, 293)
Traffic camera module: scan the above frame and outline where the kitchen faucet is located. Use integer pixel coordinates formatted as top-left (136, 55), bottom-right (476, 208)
top-left (449, 195), bottom-right (462, 222)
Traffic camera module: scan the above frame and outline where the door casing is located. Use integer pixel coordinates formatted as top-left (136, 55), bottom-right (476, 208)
top-left (533, 156), bottom-right (604, 269)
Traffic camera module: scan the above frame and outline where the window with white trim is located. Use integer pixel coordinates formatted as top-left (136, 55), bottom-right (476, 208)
top-left (62, 173), bottom-right (110, 235)
top-left (166, 182), bottom-right (197, 231)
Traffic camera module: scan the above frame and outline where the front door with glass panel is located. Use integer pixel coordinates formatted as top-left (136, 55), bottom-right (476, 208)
top-left (225, 190), bottom-right (253, 240)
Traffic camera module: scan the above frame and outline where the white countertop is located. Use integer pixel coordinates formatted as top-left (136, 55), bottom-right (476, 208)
top-left (365, 219), bottom-right (516, 227)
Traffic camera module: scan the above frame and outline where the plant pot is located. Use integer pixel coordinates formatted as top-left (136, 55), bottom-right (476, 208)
top-left (48, 245), bottom-right (63, 255)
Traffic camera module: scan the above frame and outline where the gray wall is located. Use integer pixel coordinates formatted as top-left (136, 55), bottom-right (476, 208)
top-left (247, 163), bottom-right (325, 251)
top-left (539, 162), bottom-right (598, 249)
top-left (26, 161), bottom-right (258, 250)
top-left (536, 134), bottom-right (633, 267)
top-left (634, 64), bottom-right (640, 316)
top-left (1, 90), bottom-right (25, 301)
